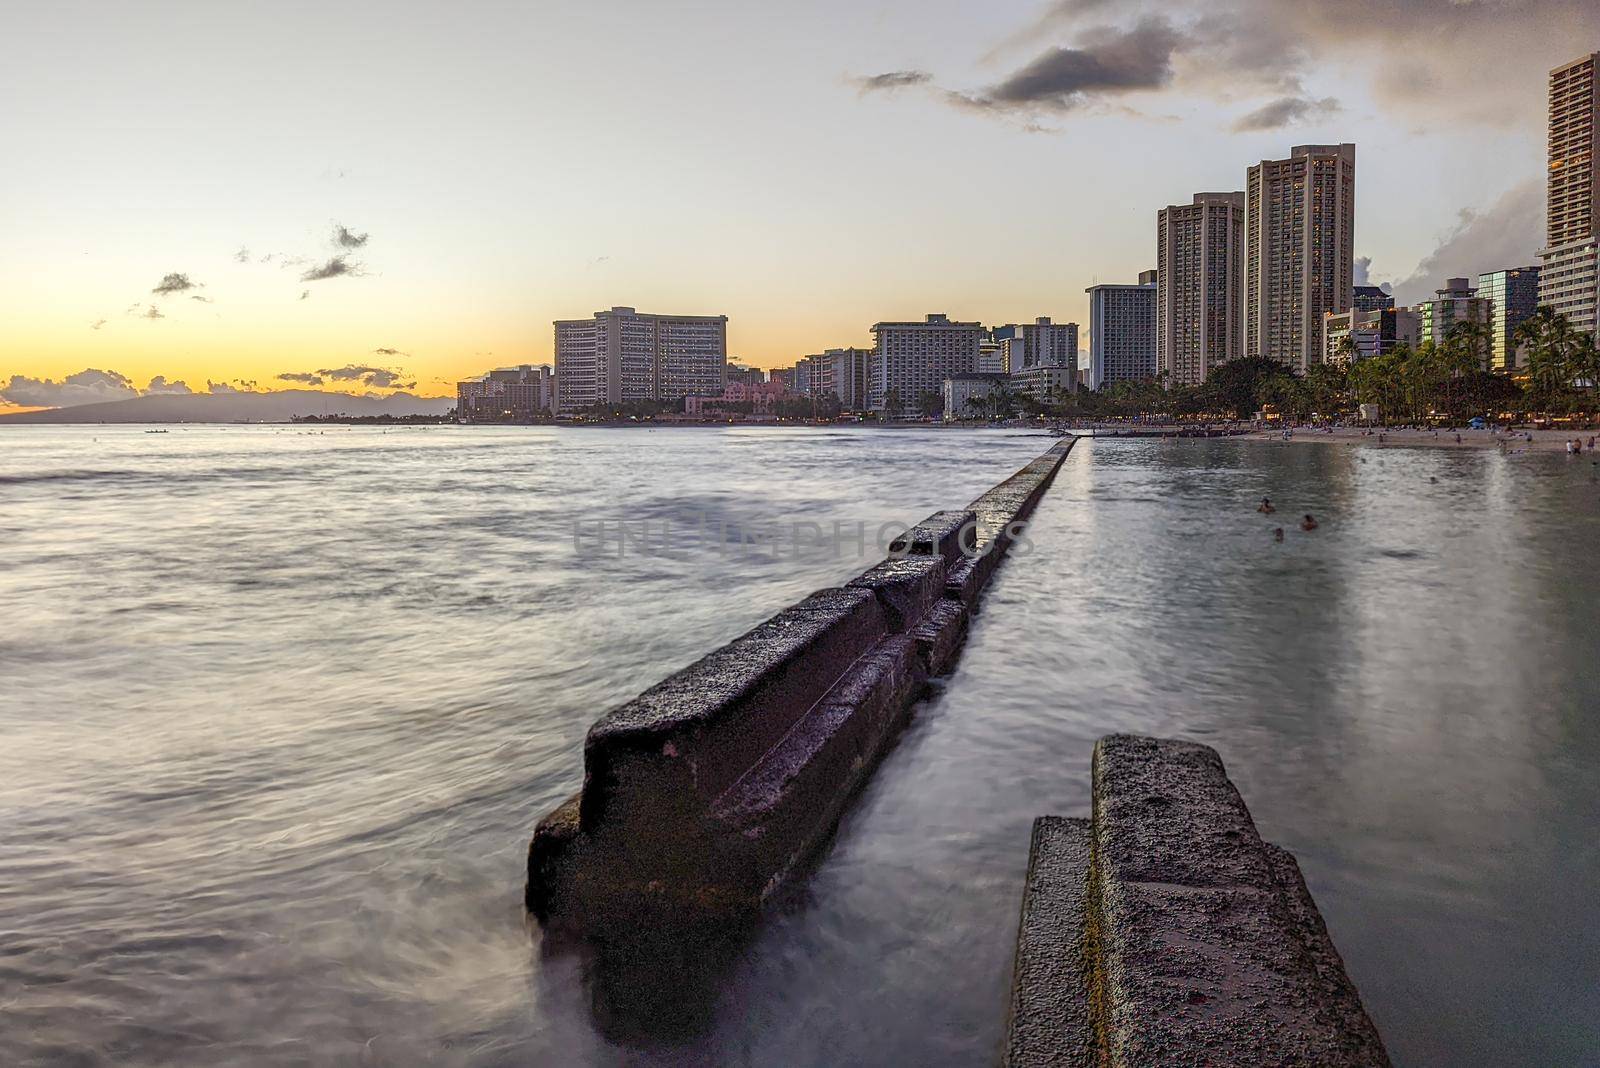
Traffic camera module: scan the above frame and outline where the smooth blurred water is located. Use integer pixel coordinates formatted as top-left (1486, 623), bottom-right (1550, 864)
top-left (2, 426), bottom-right (1597, 1066)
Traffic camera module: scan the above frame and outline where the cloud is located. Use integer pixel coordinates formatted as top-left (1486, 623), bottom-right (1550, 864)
top-left (206, 380), bottom-right (257, 394)
top-left (145, 376), bottom-right (193, 395)
top-left (372, 347), bottom-right (408, 357)
top-left (966, 18), bottom-right (1184, 112)
top-left (853, 70), bottom-right (933, 94)
top-left (1353, 256), bottom-right (1373, 287)
top-left (1230, 95), bottom-right (1341, 132)
top-left (235, 247), bottom-right (251, 263)
top-left (277, 372), bottom-right (325, 386)
top-left (897, 1), bottom-right (1600, 128)
top-left (1390, 179), bottom-right (1543, 305)
top-left (315, 364), bottom-right (408, 389)
top-left (299, 289), bottom-right (310, 301)
top-left (0, 368), bottom-right (139, 408)
top-left (90, 319), bottom-right (107, 330)
top-left (301, 255), bottom-right (360, 281)
top-left (332, 223), bottom-right (369, 248)
top-left (151, 272), bottom-right (200, 295)
top-left (141, 306), bottom-right (165, 320)
top-left (190, 294), bottom-right (214, 303)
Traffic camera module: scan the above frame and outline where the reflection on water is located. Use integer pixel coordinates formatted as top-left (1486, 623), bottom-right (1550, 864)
top-left (2, 427), bottom-right (1597, 1066)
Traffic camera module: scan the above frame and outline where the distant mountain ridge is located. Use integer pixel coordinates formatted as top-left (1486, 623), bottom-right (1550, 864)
top-left (0, 389), bottom-right (454, 423)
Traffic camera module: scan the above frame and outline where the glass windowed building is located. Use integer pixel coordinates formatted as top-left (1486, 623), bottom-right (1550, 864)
top-left (1477, 266), bottom-right (1541, 371)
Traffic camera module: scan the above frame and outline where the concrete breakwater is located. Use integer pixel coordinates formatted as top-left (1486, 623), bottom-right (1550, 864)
top-left (527, 437), bottom-right (1077, 922)
top-left (1005, 735), bottom-right (1391, 1067)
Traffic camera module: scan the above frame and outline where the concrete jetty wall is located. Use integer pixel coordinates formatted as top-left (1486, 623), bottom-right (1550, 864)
top-left (1005, 735), bottom-right (1391, 1067)
top-left (527, 437), bottom-right (1077, 922)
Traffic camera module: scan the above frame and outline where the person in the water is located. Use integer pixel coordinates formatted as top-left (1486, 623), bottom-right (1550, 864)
top-left (1273, 527), bottom-right (1285, 542)
top-left (1300, 514), bottom-right (1319, 531)
top-left (1258, 497), bottom-right (1275, 514)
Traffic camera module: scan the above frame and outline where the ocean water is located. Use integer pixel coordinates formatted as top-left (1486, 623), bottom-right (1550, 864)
top-left (2, 425), bottom-right (1597, 1066)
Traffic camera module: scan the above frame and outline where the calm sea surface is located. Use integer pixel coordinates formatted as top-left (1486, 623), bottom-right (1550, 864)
top-left (2, 425), bottom-right (1597, 1066)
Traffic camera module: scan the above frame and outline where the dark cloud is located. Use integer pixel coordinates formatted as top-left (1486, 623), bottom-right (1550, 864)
top-left (299, 289), bottom-right (310, 301)
top-left (277, 372), bottom-right (325, 386)
top-left (206, 381), bottom-right (257, 395)
top-left (1390, 180), bottom-right (1542, 305)
top-left (1, 368), bottom-right (140, 408)
top-left (854, 70), bottom-right (933, 94)
top-left (372, 347), bottom-right (408, 357)
top-left (190, 294), bottom-right (214, 303)
top-left (333, 224), bottom-right (369, 249)
top-left (914, 1), bottom-right (1600, 128)
top-left (964, 18), bottom-right (1184, 111)
top-left (301, 255), bottom-right (360, 281)
top-left (315, 364), bottom-right (408, 389)
top-left (1230, 95), bottom-right (1341, 132)
top-left (145, 376), bottom-right (193, 395)
top-left (151, 272), bottom-right (200, 295)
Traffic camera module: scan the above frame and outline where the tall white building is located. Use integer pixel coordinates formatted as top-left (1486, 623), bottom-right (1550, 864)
top-left (1086, 271), bottom-right (1157, 390)
top-left (1158, 193), bottom-right (1246, 387)
top-left (1245, 144), bottom-right (1357, 373)
top-left (554, 306), bottom-right (728, 412)
top-left (1539, 52), bottom-right (1600, 337)
top-left (870, 314), bottom-right (982, 417)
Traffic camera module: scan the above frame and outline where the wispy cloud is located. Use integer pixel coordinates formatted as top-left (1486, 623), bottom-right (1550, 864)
top-left (332, 223), bottom-right (369, 249)
top-left (1230, 95), bottom-right (1341, 132)
top-left (151, 272), bottom-right (200, 295)
top-left (301, 255), bottom-right (360, 281)
top-left (89, 319), bottom-right (107, 330)
top-left (313, 363), bottom-right (410, 389)
top-left (277, 372), bottom-right (325, 386)
top-left (853, 70), bottom-right (933, 94)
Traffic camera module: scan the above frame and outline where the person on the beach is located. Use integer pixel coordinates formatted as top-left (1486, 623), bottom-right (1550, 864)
top-left (1258, 497), bottom-right (1275, 514)
top-left (1455, 433), bottom-right (1462, 444)
top-left (1300, 514), bottom-right (1318, 531)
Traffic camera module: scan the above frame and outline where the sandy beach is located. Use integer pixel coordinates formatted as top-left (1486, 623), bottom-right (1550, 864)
top-left (1243, 426), bottom-right (1600, 452)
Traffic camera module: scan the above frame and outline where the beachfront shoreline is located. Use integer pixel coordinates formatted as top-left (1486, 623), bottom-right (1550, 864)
top-left (1236, 426), bottom-right (1599, 452)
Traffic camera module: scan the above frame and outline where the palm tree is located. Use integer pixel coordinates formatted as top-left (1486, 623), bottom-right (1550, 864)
top-left (1516, 306), bottom-right (1576, 412)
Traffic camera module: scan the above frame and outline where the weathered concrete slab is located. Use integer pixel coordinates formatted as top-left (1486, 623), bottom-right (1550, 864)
top-left (581, 586), bottom-right (886, 828)
top-left (888, 509), bottom-right (977, 565)
top-left (528, 438), bottom-right (1079, 924)
top-left (1005, 734), bottom-right (1390, 1066)
top-left (909, 598), bottom-right (967, 675)
top-left (1004, 817), bottom-right (1097, 1068)
top-left (847, 555), bottom-right (947, 633)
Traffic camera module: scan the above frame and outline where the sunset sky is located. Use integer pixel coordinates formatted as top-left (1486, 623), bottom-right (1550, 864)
top-left (4, 0), bottom-right (1597, 409)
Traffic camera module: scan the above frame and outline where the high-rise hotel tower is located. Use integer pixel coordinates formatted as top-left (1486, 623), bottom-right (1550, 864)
top-left (554, 306), bottom-right (728, 412)
top-left (1539, 53), bottom-right (1600, 338)
top-left (1245, 144), bottom-right (1356, 373)
top-left (1157, 192), bottom-right (1246, 387)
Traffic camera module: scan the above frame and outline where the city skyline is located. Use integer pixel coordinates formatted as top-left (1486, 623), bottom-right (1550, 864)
top-left (3, 2), bottom-right (1598, 412)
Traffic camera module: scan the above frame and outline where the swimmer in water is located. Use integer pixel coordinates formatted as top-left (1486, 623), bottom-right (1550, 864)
top-left (1300, 514), bottom-right (1319, 531)
top-left (1273, 527), bottom-right (1285, 542)
top-left (1257, 497), bottom-right (1275, 514)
